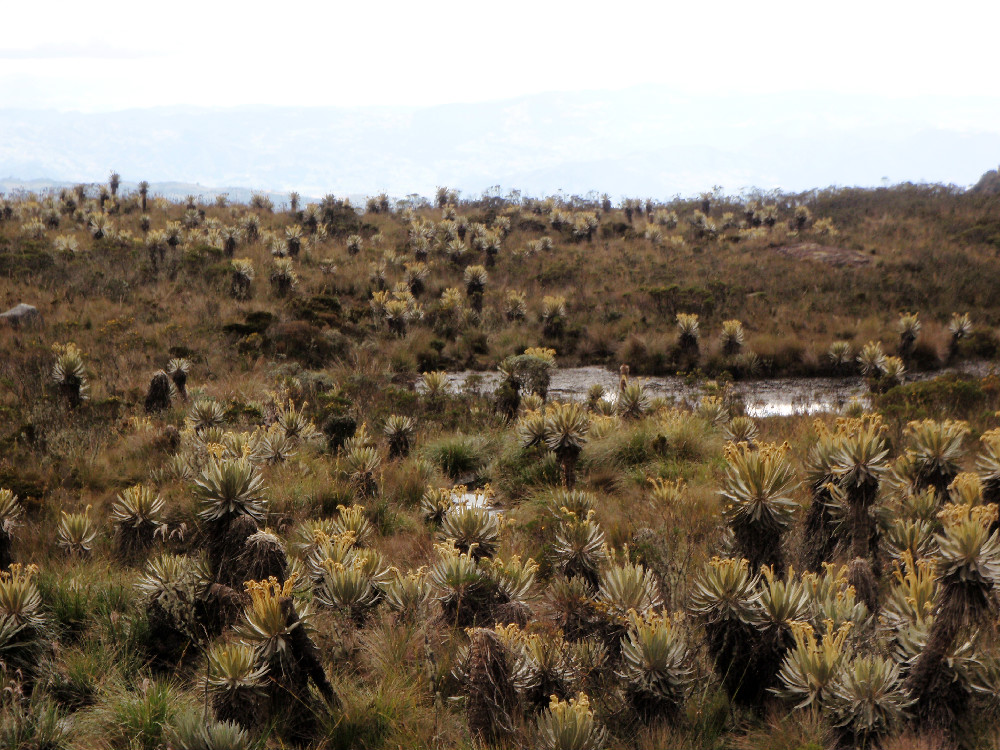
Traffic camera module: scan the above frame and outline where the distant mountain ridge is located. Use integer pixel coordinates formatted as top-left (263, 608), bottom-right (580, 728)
top-left (2, 87), bottom-right (999, 199)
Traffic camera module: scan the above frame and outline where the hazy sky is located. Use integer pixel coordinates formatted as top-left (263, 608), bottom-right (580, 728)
top-left (3, 0), bottom-right (1000, 111)
top-left (4, 1), bottom-right (1000, 194)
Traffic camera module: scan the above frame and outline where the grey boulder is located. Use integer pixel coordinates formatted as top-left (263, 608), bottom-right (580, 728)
top-left (0, 303), bottom-right (42, 327)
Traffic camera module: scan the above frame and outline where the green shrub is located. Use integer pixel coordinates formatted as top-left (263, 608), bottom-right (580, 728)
top-left (0, 241), bottom-right (54, 276)
top-left (492, 440), bottom-right (561, 499)
top-left (424, 434), bottom-right (488, 480)
top-left (585, 423), bottom-right (657, 469)
top-left (877, 373), bottom-right (1000, 423)
top-left (958, 328), bottom-right (999, 359)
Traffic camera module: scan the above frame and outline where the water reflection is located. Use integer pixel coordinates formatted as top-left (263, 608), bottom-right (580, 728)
top-left (430, 362), bottom-right (990, 418)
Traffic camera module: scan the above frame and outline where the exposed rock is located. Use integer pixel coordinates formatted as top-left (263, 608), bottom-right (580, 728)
top-left (0, 303), bottom-right (41, 327)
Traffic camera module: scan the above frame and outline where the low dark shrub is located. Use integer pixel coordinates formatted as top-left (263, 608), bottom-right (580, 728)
top-left (267, 321), bottom-right (339, 368)
top-left (0, 241), bottom-right (54, 275)
top-left (877, 373), bottom-right (1000, 423)
top-left (223, 310), bottom-right (274, 337)
top-left (322, 413), bottom-right (357, 452)
top-left (291, 294), bottom-right (342, 326)
top-left (958, 329), bottom-right (999, 360)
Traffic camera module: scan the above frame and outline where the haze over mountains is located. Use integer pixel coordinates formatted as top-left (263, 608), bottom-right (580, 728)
top-left (2, 86), bottom-right (999, 201)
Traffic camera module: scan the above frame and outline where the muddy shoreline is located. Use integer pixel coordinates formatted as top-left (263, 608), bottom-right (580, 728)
top-left (431, 361), bottom-right (995, 417)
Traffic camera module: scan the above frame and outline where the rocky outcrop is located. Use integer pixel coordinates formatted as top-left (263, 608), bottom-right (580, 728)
top-left (0, 303), bottom-right (41, 327)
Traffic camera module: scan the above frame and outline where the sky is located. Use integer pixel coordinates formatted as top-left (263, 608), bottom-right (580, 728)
top-left (2, 1), bottom-right (1000, 196)
top-left (3, 0), bottom-right (1000, 111)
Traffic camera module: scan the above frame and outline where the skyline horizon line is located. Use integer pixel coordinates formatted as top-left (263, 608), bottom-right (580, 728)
top-left (2, 172), bottom-right (990, 206)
